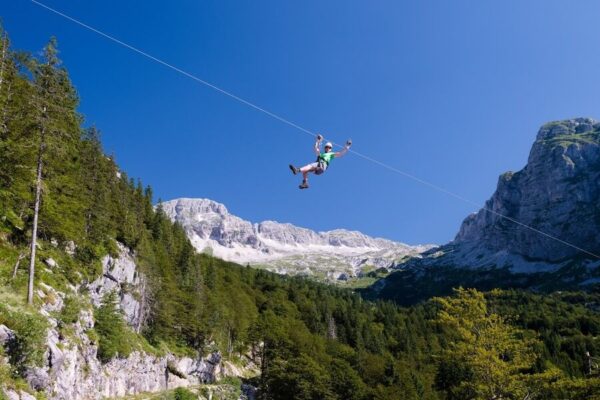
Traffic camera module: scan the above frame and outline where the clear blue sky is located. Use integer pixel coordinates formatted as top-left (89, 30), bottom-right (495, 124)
top-left (4, 1), bottom-right (600, 245)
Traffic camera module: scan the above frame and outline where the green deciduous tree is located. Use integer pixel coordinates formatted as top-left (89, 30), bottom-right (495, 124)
top-left (435, 288), bottom-right (554, 400)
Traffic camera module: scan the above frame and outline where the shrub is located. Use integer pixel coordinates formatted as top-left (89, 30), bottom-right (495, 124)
top-left (173, 387), bottom-right (196, 400)
top-left (59, 295), bottom-right (84, 326)
top-left (0, 304), bottom-right (48, 375)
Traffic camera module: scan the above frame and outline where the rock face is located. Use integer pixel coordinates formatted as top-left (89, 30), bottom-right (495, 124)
top-left (41, 312), bottom-right (221, 400)
top-left (454, 118), bottom-right (600, 264)
top-left (372, 119), bottom-right (600, 304)
top-left (161, 198), bottom-right (432, 279)
top-left (3, 390), bottom-right (36, 400)
top-left (0, 324), bottom-right (15, 346)
top-left (2, 243), bottom-right (224, 400)
top-left (88, 243), bottom-right (148, 331)
top-left (38, 316), bottom-right (222, 400)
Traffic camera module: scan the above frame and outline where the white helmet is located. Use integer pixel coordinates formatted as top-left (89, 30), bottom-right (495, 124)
top-left (324, 142), bottom-right (333, 149)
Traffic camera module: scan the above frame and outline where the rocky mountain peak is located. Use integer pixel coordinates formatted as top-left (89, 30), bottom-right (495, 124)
top-left (454, 118), bottom-right (600, 263)
top-left (164, 198), bottom-right (230, 218)
top-left (372, 118), bottom-right (600, 304)
top-left (535, 118), bottom-right (598, 142)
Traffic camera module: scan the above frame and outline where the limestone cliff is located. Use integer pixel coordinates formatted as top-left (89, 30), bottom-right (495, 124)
top-left (373, 118), bottom-right (600, 304)
top-left (455, 118), bottom-right (600, 262)
top-left (1, 244), bottom-right (224, 400)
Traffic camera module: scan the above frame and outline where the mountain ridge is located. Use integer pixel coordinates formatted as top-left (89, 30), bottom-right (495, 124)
top-left (372, 118), bottom-right (600, 304)
top-left (161, 197), bottom-right (433, 280)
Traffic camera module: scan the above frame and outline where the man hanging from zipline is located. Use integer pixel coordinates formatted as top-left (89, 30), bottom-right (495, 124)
top-left (289, 135), bottom-right (352, 189)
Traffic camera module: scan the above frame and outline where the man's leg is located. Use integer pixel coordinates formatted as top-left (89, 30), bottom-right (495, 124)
top-left (300, 164), bottom-right (317, 181)
top-left (299, 163), bottom-right (317, 189)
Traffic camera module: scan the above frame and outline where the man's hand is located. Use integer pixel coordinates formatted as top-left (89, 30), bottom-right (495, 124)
top-left (345, 139), bottom-right (352, 148)
top-left (317, 134), bottom-right (324, 142)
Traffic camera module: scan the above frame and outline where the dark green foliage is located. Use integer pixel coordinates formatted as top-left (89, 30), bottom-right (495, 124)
top-left (486, 290), bottom-right (600, 377)
top-left (0, 26), bottom-right (149, 284)
top-left (0, 304), bottom-right (48, 376)
top-left (264, 354), bottom-right (336, 400)
top-left (58, 295), bottom-right (84, 326)
top-left (369, 262), bottom-right (600, 306)
top-left (94, 292), bottom-right (133, 362)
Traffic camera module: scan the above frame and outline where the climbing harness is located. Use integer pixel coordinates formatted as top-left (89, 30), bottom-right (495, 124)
top-left (314, 158), bottom-right (327, 175)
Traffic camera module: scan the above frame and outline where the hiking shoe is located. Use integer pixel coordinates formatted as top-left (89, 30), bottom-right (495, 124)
top-left (289, 164), bottom-right (299, 175)
top-left (299, 181), bottom-right (309, 189)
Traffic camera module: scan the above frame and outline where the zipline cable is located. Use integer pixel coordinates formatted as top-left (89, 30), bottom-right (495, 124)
top-left (29, 0), bottom-right (316, 140)
top-left (29, 0), bottom-right (600, 260)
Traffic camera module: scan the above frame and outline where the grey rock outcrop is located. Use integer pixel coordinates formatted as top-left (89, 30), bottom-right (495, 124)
top-left (42, 322), bottom-right (222, 400)
top-left (241, 384), bottom-right (257, 400)
top-left (371, 119), bottom-right (600, 304)
top-left (0, 324), bottom-right (15, 346)
top-left (88, 243), bottom-right (149, 331)
top-left (375, 118), bottom-right (600, 299)
top-left (1, 243), bottom-right (224, 400)
top-left (3, 390), bottom-right (37, 400)
top-left (454, 118), bottom-right (600, 263)
top-left (18, 245), bottom-right (222, 400)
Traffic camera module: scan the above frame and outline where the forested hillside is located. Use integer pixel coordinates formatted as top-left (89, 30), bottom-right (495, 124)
top-left (0, 27), bottom-right (600, 399)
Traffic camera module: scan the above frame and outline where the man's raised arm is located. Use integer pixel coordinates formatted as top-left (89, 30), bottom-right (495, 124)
top-left (335, 140), bottom-right (352, 158)
top-left (314, 134), bottom-right (323, 156)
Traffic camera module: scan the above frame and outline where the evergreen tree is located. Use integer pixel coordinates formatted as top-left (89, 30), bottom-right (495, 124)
top-left (94, 291), bottom-right (133, 362)
top-left (26, 37), bottom-right (80, 304)
top-left (80, 127), bottom-right (114, 251)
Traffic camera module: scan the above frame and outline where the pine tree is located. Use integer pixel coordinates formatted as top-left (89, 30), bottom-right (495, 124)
top-left (0, 24), bottom-right (29, 220)
top-left (27, 37), bottom-right (80, 304)
top-left (80, 126), bottom-right (114, 246)
top-left (0, 25), bottom-right (8, 95)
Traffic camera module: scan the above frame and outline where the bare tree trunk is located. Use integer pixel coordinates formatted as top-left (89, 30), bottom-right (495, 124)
top-left (0, 35), bottom-right (9, 135)
top-left (136, 277), bottom-right (149, 333)
top-left (12, 252), bottom-right (25, 279)
top-left (1, 81), bottom-right (11, 135)
top-left (27, 110), bottom-right (46, 305)
top-left (0, 35), bottom-right (6, 94)
top-left (227, 327), bottom-right (233, 357)
top-left (327, 315), bottom-right (337, 340)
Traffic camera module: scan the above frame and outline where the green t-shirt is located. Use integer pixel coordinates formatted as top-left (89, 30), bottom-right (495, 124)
top-left (319, 151), bottom-right (335, 165)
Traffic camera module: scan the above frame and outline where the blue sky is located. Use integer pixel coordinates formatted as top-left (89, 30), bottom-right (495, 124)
top-left (4, 1), bottom-right (600, 244)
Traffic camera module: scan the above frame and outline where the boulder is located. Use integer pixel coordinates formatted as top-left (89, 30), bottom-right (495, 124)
top-left (64, 241), bottom-right (76, 255)
top-left (44, 258), bottom-right (58, 269)
top-left (2, 390), bottom-right (36, 400)
top-left (0, 324), bottom-right (15, 346)
top-left (25, 367), bottom-right (50, 391)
